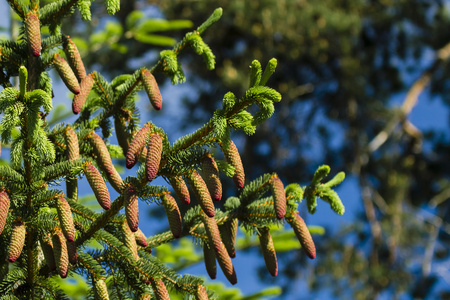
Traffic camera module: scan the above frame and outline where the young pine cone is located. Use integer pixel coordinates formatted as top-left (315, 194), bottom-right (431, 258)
top-left (188, 171), bottom-right (215, 218)
top-left (7, 222), bottom-right (26, 263)
top-left (161, 194), bottom-right (182, 238)
top-left (259, 227), bottom-right (278, 277)
top-left (64, 126), bottom-right (79, 161)
top-left (219, 218), bottom-right (238, 258)
top-left (145, 134), bottom-right (163, 182)
top-left (134, 229), bottom-right (148, 247)
top-left (63, 37), bottom-right (86, 82)
top-left (56, 197), bottom-right (75, 242)
top-left (270, 175), bottom-right (286, 220)
top-left (67, 241), bottom-right (78, 265)
top-left (0, 190), bottom-right (10, 235)
top-left (201, 154), bottom-right (222, 202)
top-left (150, 278), bottom-right (170, 300)
top-left (25, 13), bottom-right (41, 57)
top-left (203, 243), bottom-right (217, 280)
top-left (195, 285), bottom-right (209, 300)
top-left (141, 69), bottom-right (162, 110)
top-left (94, 279), bottom-right (109, 300)
top-left (40, 234), bottom-right (56, 271)
top-left (125, 185), bottom-right (139, 232)
top-left (53, 53), bottom-right (81, 95)
top-left (287, 213), bottom-right (316, 259)
top-left (222, 140), bottom-right (245, 189)
top-left (201, 212), bottom-right (222, 253)
top-left (215, 242), bottom-right (237, 285)
top-left (126, 125), bottom-right (151, 169)
top-left (84, 163), bottom-right (111, 210)
top-left (122, 221), bottom-right (138, 261)
top-left (52, 231), bottom-right (69, 278)
top-left (168, 176), bottom-right (190, 205)
top-left (72, 73), bottom-right (94, 114)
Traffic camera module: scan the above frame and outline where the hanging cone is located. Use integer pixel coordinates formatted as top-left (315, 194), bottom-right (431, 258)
top-left (287, 213), bottom-right (316, 259)
top-left (258, 227), bottom-right (278, 277)
top-left (52, 230), bottom-right (69, 278)
top-left (215, 242), bottom-right (237, 285)
top-left (126, 125), bottom-right (151, 169)
top-left (161, 194), bottom-right (182, 238)
top-left (145, 134), bottom-right (163, 182)
top-left (56, 197), bottom-right (75, 242)
top-left (168, 176), bottom-right (190, 205)
top-left (222, 140), bottom-right (245, 189)
top-left (94, 279), bottom-right (109, 300)
top-left (7, 222), bottom-right (26, 263)
top-left (270, 175), bottom-right (286, 220)
top-left (195, 285), bottom-right (209, 300)
top-left (40, 234), bottom-right (56, 271)
top-left (125, 185), bottom-right (139, 232)
top-left (188, 171), bottom-right (215, 218)
top-left (219, 218), bottom-right (238, 258)
top-left (84, 163), bottom-right (111, 210)
top-left (64, 126), bottom-right (79, 161)
top-left (122, 221), bottom-right (138, 261)
top-left (72, 73), bottom-right (94, 114)
top-left (63, 37), bottom-right (86, 82)
top-left (67, 241), bottom-right (78, 265)
top-left (54, 53), bottom-right (81, 94)
top-left (0, 190), bottom-right (10, 235)
top-left (150, 278), bottom-right (170, 300)
top-left (90, 132), bottom-right (123, 192)
top-left (201, 212), bottom-right (222, 253)
top-left (141, 69), bottom-right (162, 110)
top-left (201, 154), bottom-right (222, 202)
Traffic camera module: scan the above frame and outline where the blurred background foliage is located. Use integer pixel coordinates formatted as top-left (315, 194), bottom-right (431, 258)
top-left (4, 0), bottom-right (450, 298)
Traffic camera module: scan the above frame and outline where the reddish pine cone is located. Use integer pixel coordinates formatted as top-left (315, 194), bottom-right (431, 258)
top-left (201, 212), bottom-right (222, 253)
top-left (122, 221), bottom-right (138, 261)
top-left (40, 234), bottom-right (56, 271)
top-left (145, 134), bottom-right (163, 182)
top-left (195, 286), bottom-right (209, 300)
top-left (188, 171), bottom-right (215, 218)
top-left (64, 37), bottom-right (86, 82)
top-left (56, 197), bottom-right (75, 242)
top-left (84, 163), bottom-right (111, 210)
top-left (215, 242), bottom-right (237, 285)
top-left (219, 218), bottom-right (238, 258)
top-left (141, 69), bottom-right (162, 110)
top-left (25, 13), bottom-right (41, 57)
top-left (168, 176), bottom-right (190, 205)
top-left (134, 229), bottom-right (148, 247)
top-left (203, 243), bottom-right (217, 279)
top-left (259, 227), bottom-right (278, 277)
top-left (72, 73), bottom-right (94, 114)
top-left (0, 190), bottom-right (10, 235)
top-left (67, 241), bottom-right (78, 265)
top-left (125, 185), bottom-right (139, 232)
top-left (94, 279), bottom-right (109, 300)
top-left (52, 231), bottom-right (69, 278)
top-left (90, 132), bottom-right (123, 192)
top-left (54, 54), bottom-right (81, 94)
top-left (288, 213), bottom-right (316, 259)
top-left (114, 116), bottom-right (130, 155)
top-left (64, 127), bottom-right (79, 161)
top-left (161, 194), bottom-right (182, 238)
top-left (150, 279), bottom-right (170, 300)
top-left (126, 125), bottom-right (150, 169)
top-left (222, 140), bottom-right (245, 189)
top-left (270, 176), bottom-right (286, 220)
top-left (201, 154), bottom-right (222, 202)
top-left (7, 222), bottom-right (26, 263)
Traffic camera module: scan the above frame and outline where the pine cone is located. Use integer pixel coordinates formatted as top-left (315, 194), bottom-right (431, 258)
top-left (201, 154), bottom-right (222, 202)
top-left (195, 286), bottom-right (209, 300)
top-left (54, 53), bottom-right (81, 94)
top-left (84, 163), bottom-right (111, 210)
top-left (25, 13), bottom-right (41, 57)
top-left (203, 243), bottom-right (217, 279)
top-left (56, 197), bottom-right (75, 242)
top-left (125, 185), bottom-right (139, 232)
top-left (141, 69), bottom-right (162, 110)
top-left (90, 132), bottom-right (123, 192)
top-left (145, 134), bottom-right (163, 182)
top-left (94, 279), bottom-right (109, 300)
top-left (122, 221), bottom-right (138, 261)
top-left (52, 230), bottom-right (69, 278)
top-left (161, 194), bottom-right (182, 238)
top-left (72, 73), bottom-right (94, 114)
top-left (63, 37), bottom-right (86, 82)
top-left (0, 190), bottom-right (10, 235)
top-left (188, 171), bottom-right (215, 218)
top-left (67, 241), bottom-right (78, 265)
top-left (270, 176), bottom-right (286, 220)
top-left (126, 125), bottom-right (150, 169)
top-left (215, 242), bottom-right (237, 285)
top-left (64, 126), bottom-right (79, 161)
top-left (7, 222), bottom-right (26, 263)
top-left (168, 176), bottom-right (190, 205)
top-left (201, 212), bottom-right (222, 253)
top-left (150, 278), bottom-right (170, 300)
top-left (259, 227), bottom-right (278, 277)
top-left (287, 213), bottom-right (316, 259)
top-left (222, 140), bottom-right (245, 189)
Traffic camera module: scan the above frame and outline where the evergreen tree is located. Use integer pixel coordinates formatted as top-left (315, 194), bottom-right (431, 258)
top-left (0, 1), bottom-right (345, 298)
